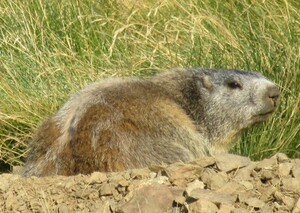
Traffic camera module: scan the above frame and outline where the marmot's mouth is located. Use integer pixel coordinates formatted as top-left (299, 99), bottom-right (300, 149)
top-left (253, 110), bottom-right (275, 120)
top-left (258, 110), bottom-right (274, 116)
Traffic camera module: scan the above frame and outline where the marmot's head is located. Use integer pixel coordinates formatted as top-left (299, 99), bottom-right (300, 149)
top-left (179, 68), bottom-right (280, 149)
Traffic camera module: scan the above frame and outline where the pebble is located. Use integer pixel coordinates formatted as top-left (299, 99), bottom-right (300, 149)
top-left (215, 153), bottom-right (251, 172)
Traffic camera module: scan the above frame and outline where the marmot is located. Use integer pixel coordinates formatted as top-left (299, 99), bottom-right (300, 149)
top-left (23, 68), bottom-right (280, 176)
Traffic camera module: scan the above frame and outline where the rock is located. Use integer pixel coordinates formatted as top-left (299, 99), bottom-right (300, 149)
top-left (217, 181), bottom-right (245, 195)
top-left (99, 183), bottom-right (114, 196)
top-left (0, 177), bottom-right (10, 192)
top-left (152, 175), bottom-right (169, 185)
top-left (187, 188), bottom-right (235, 205)
top-left (185, 179), bottom-right (205, 196)
top-left (188, 199), bottom-right (218, 213)
top-left (274, 190), bottom-right (284, 202)
top-left (292, 165), bottom-right (300, 179)
top-left (201, 168), bottom-right (229, 190)
top-left (218, 204), bottom-right (235, 213)
top-left (278, 162), bottom-right (294, 177)
top-left (282, 196), bottom-right (295, 211)
top-left (58, 204), bottom-right (69, 213)
top-left (93, 201), bottom-right (111, 213)
top-left (174, 195), bottom-right (186, 205)
top-left (258, 185), bottom-right (277, 202)
top-left (293, 198), bottom-right (300, 213)
top-left (109, 173), bottom-right (126, 185)
top-left (215, 153), bottom-right (251, 172)
top-left (162, 162), bottom-right (203, 186)
top-left (233, 162), bottom-right (256, 181)
top-left (272, 153), bottom-right (290, 163)
top-left (237, 191), bottom-right (254, 203)
top-left (239, 181), bottom-right (253, 191)
top-left (130, 168), bottom-right (151, 179)
top-left (232, 208), bottom-right (249, 213)
top-left (191, 157), bottom-right (216, 168)
top-left (118, 183), bottom-right (174, 213)
top-left (281, 177), bottom-right (300, 193)
top-left (256, 157), bottom-right (277, 170)
top-left (260, 169), bottom-right (273, 181)
top-left (86, 172), bottom-right (108, 184)
top-left (245, 197), bottom-right (265, 208)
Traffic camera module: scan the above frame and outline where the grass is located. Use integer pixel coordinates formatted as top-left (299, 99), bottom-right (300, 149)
top-left (0, 0), bottom-right (299, 171)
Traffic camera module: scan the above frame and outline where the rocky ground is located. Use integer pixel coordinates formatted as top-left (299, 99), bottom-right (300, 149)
top-left (0, 153), bottom-right (300, 213)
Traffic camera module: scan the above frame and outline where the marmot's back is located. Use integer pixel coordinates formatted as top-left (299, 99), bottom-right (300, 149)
top-left (23, 68), bottom-right (280, 176)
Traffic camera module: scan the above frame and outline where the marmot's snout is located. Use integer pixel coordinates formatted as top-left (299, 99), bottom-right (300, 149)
top-left (266, 84), bottom-right (280, 108)
top-left (258, 84), bottom-right (280, 117)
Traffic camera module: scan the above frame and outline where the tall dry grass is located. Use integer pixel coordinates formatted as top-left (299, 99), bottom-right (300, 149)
top-left (0, 0), bottom-right (299, 170)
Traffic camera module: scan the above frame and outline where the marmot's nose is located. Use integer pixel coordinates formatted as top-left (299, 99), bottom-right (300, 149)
top-left (267, 85), bottom-right (280, 107)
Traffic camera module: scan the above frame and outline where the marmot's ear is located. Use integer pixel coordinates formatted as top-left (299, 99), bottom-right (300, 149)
top-left (197, 75), bottom-right (214, 92)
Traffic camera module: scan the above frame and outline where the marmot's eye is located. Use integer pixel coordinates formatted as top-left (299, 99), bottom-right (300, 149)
top-left (227, 81), bottom-right (242, 89)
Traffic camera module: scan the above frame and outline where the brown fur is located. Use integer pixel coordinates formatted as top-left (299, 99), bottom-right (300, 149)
top-left (23, 68), bottom-right (280, 176)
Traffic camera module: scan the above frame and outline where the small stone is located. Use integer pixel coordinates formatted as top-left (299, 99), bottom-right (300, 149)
top-left (208, 171), bottom-right (229, 190)
top-left (149, 172), bottom-right (157, 179)
top-left (188, 188), bottom-right (235, 205)
top-left (245, 197), bottom-right (265, 208)
top-left (118, 179), bottom-right (130, 187)
top-left (217, 181), bottom-right (244, 195)
top-left (109, 173), bottom-right (126, 185)
top-left (258, 185), bottom-right (277, 202)
top-left (99, 183), bottom-right (113, 196)
top-left (232, 208), bottom-right (249, 213)
top-left (152, 175), bottom-right (169, 185)
top-left (162, 162), bottom-right (203, 186)
top-left (293, 198), bottom-right (300, 213)
top-left (58, 204), bottom-right (69, 213)
top-left (274, 191), bottom-right (284, 202)
top-left (0, 178), bottom-right (10, 192)
top-left (87, 172), bottom-right (108, 184)
top-left (256, 157), bottom-right (277, 170)
top-left (215, 153), bottom-right (251, 172)
top-left (130, 168), bottom-right (151, 179)
top-left (191, 157), bottom-right (216, 168)
top-left (278, 162), bottom-right (293, 177)
top-left (239, 181), bottom-right (253, 191)
top-left (169, 186), bottom-right (185, 198)
top-left (292, 165), bottom-right (300, 179)
top-left (188, 198), bottom-right (218, 213)
top-left (233, 162), bottom-right (256, 181)
top-left (119, 183), bottom-right (174, 213)
top-left (272, 153), bottom-right (289, 163)
top-left (174, 196), bottom-right (186, 205)
top-left (261, 204), bottom-right (274, 212)
top-left (219, 204), bottom-right (235, 213)
top-left (281, 177), bottom-right (300, 193)
top-left (185, 179), bottom-right (205, 195)
top-left (238, 191), bottom-right (254, 203)
top-left (123, 171), bottom-right (131, 180)
top-left (282, 196), bottom-right (295, 210)
top-left (260, 169), bottom-right (273, 181)
top-left (94, 201), bottom-right (111, 213)
top-left (270, 177), bottom-right (281, 187)
top-left (148, 164), bottom-right (167, 173)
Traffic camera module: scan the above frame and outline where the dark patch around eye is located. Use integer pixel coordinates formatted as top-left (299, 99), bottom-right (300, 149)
top-left (227, 81), bottom-right (242, 89)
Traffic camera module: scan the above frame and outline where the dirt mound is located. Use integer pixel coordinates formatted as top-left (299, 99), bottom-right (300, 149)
top-left (0, 153), bottom-right (299, 213)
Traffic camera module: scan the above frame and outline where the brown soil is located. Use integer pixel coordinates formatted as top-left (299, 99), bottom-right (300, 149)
top-left (0, 153), bottom-right (299, 213)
